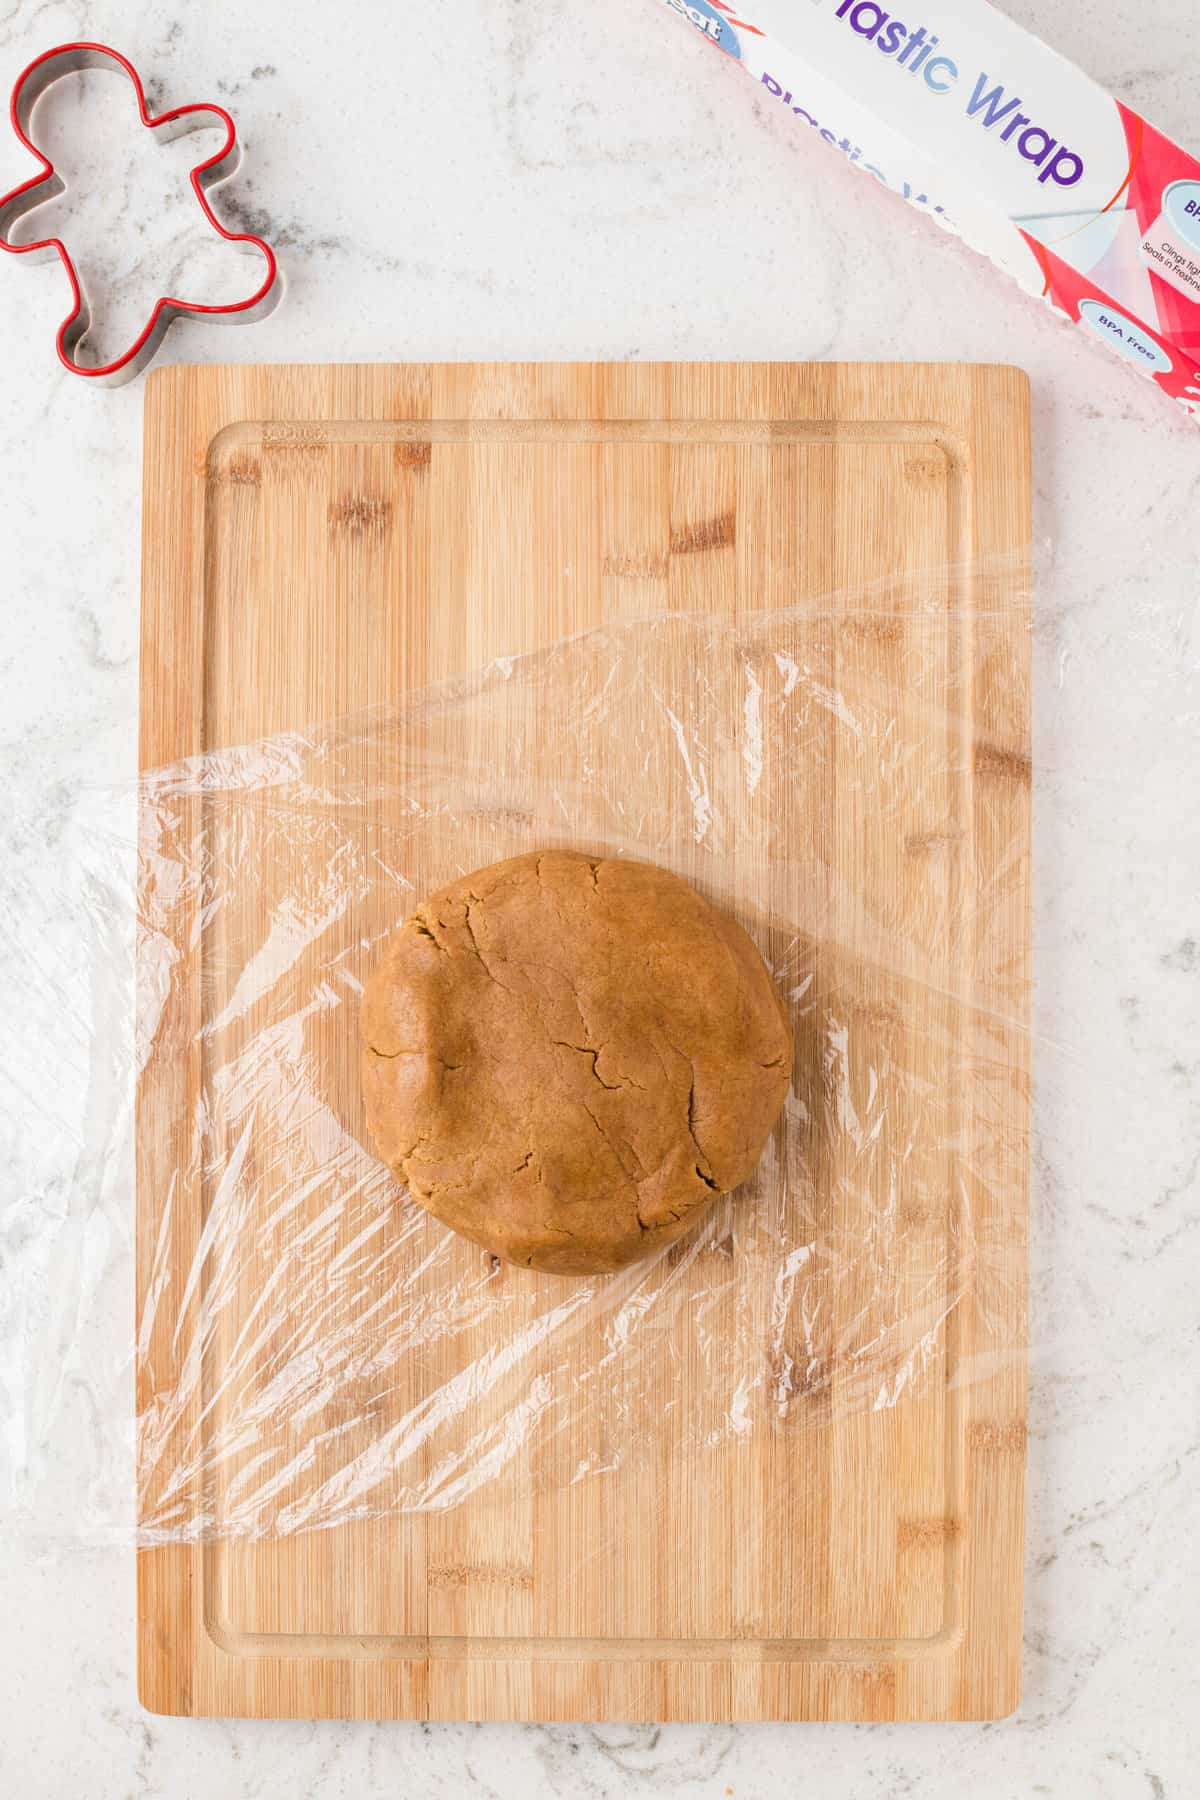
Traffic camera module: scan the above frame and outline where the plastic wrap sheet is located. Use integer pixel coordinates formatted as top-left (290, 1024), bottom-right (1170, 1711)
top-left (2, 568), bottom-right (1031, 1544)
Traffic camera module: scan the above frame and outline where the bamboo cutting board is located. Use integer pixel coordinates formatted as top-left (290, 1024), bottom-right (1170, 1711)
top-left (138, 363), bottom-right (1031, 1722)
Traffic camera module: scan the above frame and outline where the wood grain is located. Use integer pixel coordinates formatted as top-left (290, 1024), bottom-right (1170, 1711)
top-left (137, 363), bottom-right (1031, 1721)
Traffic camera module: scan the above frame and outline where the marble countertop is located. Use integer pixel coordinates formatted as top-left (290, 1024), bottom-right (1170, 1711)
top-left (1, 0), bottom-right (1197, 1794)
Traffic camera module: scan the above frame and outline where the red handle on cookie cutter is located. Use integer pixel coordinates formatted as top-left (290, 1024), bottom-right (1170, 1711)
top-left (0, 42), bottom-right (281, 385)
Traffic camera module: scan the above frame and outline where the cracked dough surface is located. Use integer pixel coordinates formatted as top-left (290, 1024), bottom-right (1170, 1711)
top-left (360, 850), bottom-right (792, 1275)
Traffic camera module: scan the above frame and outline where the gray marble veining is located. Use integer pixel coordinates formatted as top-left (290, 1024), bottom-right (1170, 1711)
top-left (0, 0), bottom-right (1197, 1794)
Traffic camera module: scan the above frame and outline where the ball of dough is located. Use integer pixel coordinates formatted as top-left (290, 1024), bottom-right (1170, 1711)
top-left (360, 850), bottom-right (792, 1275)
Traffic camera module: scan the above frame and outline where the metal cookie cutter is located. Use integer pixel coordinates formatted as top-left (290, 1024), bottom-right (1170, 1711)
top-left (0, 41), bottom-right (281, 385)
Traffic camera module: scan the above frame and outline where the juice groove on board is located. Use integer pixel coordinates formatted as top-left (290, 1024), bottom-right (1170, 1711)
top-left (137, 363), bottom-right (1031, 1720)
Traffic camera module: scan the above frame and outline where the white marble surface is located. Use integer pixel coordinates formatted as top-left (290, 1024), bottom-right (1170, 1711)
top-left (1, 0), bottom-right (1198, 1794)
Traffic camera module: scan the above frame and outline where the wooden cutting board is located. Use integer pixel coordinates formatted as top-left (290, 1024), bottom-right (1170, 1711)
top-left (138, 362), bottom-right (1031, 1722)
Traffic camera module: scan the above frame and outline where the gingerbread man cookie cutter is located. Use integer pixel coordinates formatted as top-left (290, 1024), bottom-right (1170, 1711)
top-left (0, 42), bottom-right (281, 385)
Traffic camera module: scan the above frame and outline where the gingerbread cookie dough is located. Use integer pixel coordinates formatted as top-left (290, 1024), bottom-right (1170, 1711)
top-left (360, 850), bottom-right (792, 1275)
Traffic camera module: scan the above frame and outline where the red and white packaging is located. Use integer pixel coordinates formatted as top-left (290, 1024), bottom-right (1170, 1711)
top-left (656, 0), bottom-right (1200, 414)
